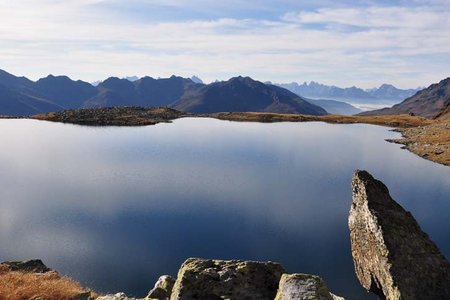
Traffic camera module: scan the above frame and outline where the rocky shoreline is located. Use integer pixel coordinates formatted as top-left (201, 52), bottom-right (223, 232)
top-left (2, 171), bottom-right (449, 300)
top-left (388, 119), bottom-right (450, 166)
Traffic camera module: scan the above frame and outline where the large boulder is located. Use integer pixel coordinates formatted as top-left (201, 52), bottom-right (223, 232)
top-left (349, 170), bottom-right (450, 299)
top-left (146, 275), bottom-right (175, 300)
top-left (170, 258), bottom-right (285, 300)
top-left (274, 273), bottom-right (344, 300)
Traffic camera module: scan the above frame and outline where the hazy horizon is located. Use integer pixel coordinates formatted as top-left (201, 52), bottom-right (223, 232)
top-left (1, 0), bottom-right (449, 89)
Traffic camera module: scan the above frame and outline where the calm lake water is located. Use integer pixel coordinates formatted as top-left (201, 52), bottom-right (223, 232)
top-left (0, 118), bottom-right (449, 299)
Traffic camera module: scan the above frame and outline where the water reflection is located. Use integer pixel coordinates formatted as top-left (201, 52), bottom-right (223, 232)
top-left (0, 118), bottom-right (449, 300)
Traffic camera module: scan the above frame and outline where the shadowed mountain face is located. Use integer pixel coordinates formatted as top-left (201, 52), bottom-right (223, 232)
top-left (0, 70), bottom-right (327, 116)
top-left (35, 75), bottom-right (98, 109)
top-left (172, 76), bottom-right (327, 115)
top-left (361, 78), bottom-right (450, 118)
top-left (0, 84), bottom-right (63, 116)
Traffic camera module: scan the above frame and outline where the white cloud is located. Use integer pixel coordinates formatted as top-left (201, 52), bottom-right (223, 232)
top-left (0, 1), bottom-right (449, 88)
top-left (283, 6), bottom-right (450, 30)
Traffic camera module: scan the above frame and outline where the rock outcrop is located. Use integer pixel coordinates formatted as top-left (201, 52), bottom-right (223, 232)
top-left (274, 273), bottom-right (343, 300)
top-left (170, 258), bottom-right (285, 300)
top-left (349, 170), bottom-right (450, 299)
top-left (2, 259), bottom-right (51, 273)
top-left (146, 275), bottom-right (175, 300)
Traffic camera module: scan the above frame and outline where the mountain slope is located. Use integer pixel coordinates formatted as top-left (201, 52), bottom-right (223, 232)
top-left (34, 75), bottom-right (97, 109)
top-left (361, 78), bottom-right (450, 118)
top-left (0, 85), bottom-right (63, 115)
top-left (171, 76), bottom-right (327, 115)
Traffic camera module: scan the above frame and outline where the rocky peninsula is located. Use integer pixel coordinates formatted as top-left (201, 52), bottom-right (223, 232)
top-left (32, 107), bottom-right (190, 126)
top-left (2, 170), bottom-right (449, 300)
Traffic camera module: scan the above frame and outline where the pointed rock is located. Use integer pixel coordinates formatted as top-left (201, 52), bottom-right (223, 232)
top-left (349, 170), bottom-right (450, 300)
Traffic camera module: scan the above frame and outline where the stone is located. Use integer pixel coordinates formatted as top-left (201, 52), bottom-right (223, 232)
top-left (170, 258), bottom-right (285, 300)
top-left (1, 259), bottom-right (51, 273)
top-left (349, 170), bottom-right (450, 300)
top-left (96, 292), bottom-right (142, 300)
top-left (73, 291), bottom-right (93, 300)
top-left (146, 275), bottom-right (176, 300)
top-left (274, 273), bottom-right (344, 300)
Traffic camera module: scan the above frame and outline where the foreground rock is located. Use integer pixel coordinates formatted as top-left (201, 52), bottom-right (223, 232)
top-left (275, 273), bottom-right (343, 300)
top-left (97, 292), bottom-right (142, 300)
top-left (146, 275), bottom-right (175, 300)
top-left (349, 170), bottom-right (450, 299)
top-left (170, 258), bottom-right (285, 300)
top-left (33, 106), bottom-right (190, 126)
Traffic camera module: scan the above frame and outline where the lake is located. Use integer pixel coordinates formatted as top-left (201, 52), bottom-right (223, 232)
top-left (0, 118), bottom-right (449, 299)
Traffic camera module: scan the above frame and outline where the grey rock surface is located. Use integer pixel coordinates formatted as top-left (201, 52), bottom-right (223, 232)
top-left (274, 273), bottom-right (343, 300)
top-left (97, 292), bottom-right (142, 300)
top-left (349, 170), bottom-right (450, 300)
top-left (170, 258), bottom-right (285, 300)
top-left (146, 275), bottom-right (175, 300)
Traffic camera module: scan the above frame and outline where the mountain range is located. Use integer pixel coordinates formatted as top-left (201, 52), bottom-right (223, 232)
top-left (361, 77), bottom-right (450, 118)
top-left (276, 81), bottom-right (421, 102)
top-left (0, 69), bottom-right (326, 116)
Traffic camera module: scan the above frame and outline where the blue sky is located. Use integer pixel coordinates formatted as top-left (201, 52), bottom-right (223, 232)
top-left (0, 0), bottom-right (449, 88)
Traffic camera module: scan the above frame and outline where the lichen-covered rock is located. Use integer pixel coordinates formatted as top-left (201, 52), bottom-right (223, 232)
top-left (170, 258), bottom-right (285, 300)
top-left (349, 170), bottom-right (450, 300)
top-left (146, 275), bottom-right (175, 300)
top-left (274, 273), bottom-right (344, 300)
top-left (97, 292), bottom-right (142, 300)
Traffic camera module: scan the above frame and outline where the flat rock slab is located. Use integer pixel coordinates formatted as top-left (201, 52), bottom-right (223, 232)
top-left (349, 170), bottom-right (450, 300)
top-left (170, 258), bottom-right (285, 300)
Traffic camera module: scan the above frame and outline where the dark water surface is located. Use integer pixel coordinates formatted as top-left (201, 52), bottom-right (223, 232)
top-left (0, 118), bottom-right (449, 299)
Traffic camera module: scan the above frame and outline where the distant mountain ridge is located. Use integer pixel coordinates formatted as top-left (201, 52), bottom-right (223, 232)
top-left (361, 77), bottom-right (450, 118)
top-left (276, 81), bottom-right (421, 102)
top-left (0, 69), bottom-right (326, 116)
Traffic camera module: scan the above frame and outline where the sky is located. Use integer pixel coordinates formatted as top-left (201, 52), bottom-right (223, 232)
top-left (0, 0), bottom-right (449, 88)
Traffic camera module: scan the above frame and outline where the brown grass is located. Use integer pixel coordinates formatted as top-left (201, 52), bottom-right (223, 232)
top-left (209, 112), bottom-right (432, 128)
top-left (0, 265), bottom-right (95, 300)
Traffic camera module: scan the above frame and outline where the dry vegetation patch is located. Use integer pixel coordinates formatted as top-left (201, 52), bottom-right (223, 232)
top-left (0, 264), bottom-right (95, 300)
